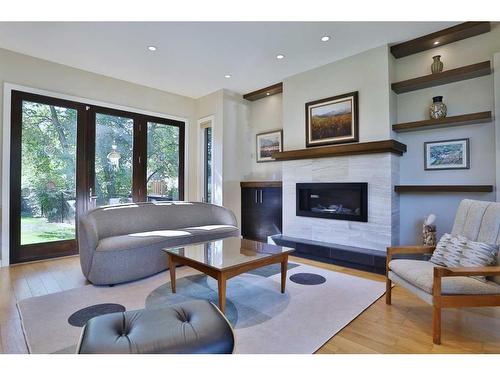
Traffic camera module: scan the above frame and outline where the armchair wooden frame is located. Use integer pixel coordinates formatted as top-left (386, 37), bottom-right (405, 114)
top-left (386, 245), bottom-right (500, 344)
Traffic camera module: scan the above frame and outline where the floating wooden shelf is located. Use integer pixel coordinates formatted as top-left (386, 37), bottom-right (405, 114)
top-left (271, 140), bottom-right (407, 161)
top-left (391, 61), bottom-right (491, 94)
top-left (240, 181), bottom-right (282, 188)
top-left (391, 22), bottom-right (491, 58)
top-left (393, 111), bottom-right (492, 133)
top-left (395, 185), bottom-right (494, 193)
top-left (243, 82), bottom-right (283, 101)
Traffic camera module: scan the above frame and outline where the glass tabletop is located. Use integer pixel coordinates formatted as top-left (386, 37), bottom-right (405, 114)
top-left (163, 237), bottom-right (294, 270)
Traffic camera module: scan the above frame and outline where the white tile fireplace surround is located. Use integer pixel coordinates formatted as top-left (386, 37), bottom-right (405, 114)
top-left (282, 153), bottom-right (400, 251)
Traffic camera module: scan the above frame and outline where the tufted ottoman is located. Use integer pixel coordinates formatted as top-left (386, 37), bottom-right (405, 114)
top-left (76, 300), bottom-right (234, 354)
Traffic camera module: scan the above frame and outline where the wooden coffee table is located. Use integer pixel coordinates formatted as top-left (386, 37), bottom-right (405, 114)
top-left (163, 238), bottom-right (294, 313)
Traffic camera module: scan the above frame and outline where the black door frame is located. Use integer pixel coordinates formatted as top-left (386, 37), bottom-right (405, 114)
top-left (9, 90), bottom-right (185, 264)
top-left (10, 90), bottom-right (87, 263)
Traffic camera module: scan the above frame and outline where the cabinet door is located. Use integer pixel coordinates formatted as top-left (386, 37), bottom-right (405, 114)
top-left (241, 187), bottom-right (260, 241)
top-left (258, 187), bottom-right (282, 239)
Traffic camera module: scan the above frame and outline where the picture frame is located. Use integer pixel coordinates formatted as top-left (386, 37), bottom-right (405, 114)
top-left (424, 138), bottom-right (470, 170)
top-left (256, 129), bottom-right (283, 163)
top-left (305, 91), bottom-right (359, 148)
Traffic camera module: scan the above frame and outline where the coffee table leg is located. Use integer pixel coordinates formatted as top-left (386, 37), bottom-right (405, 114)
top-left (168, 255), bottom-right (176, 293)
top-left (217, 274), bottom-right (227, 314)
top-left (281, 256), bottom-right (288, 293)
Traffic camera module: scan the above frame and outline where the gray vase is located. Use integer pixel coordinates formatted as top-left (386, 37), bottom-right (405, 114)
top-left (429, 96), bottom-right (447, 119)
top-left (431, 55), bottom-right (444, 74)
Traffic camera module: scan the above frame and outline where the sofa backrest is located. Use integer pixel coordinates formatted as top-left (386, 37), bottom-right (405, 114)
top-left (451, 199), bottom-right (500, 284)
top-left (83, 201), bottom-right (238, 240)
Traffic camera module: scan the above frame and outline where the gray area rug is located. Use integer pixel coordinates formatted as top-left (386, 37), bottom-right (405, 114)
top-left (17, 262), bottom-right (385, 354)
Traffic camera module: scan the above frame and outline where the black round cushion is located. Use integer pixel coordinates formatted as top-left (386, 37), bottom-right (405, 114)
top-left (77, 300), bottom-right (234, 354)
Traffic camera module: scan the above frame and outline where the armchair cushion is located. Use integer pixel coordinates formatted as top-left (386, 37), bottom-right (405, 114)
top-left (389, 259), bottom-right (500, 295)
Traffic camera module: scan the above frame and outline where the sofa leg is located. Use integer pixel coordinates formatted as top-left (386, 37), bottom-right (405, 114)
top-left (385, 278), bottom-right (392, 305)
top-left (432, 305), bottom-right (441, 345)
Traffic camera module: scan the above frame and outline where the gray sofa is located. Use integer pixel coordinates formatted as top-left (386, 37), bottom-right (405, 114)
top-left (78, 201), bottom-right (239, 285)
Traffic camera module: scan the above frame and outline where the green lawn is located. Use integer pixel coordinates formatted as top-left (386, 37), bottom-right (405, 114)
top-left (21, 217), bottom-right (75, 245)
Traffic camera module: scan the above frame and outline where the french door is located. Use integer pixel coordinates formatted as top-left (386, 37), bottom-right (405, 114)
top-left (10, 90), bottom-right (184, 264)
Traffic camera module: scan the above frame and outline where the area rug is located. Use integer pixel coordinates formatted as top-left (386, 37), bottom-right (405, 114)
top-left (17, 262), bottom-right (385, 354)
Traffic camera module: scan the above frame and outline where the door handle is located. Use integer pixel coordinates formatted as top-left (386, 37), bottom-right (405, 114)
top-left (259, 189), bottom-right (263, 203)
top-left (254, 190), bottom-right (258, 203)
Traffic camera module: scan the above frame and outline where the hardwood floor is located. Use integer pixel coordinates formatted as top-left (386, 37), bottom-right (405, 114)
top-left (0, 255), bottom-right (499, 354)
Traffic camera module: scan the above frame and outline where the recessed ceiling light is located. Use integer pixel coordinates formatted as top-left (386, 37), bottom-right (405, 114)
top-left (321, 36), bottom-right (331, 42)
top-left (433, 41), bottom-right (440, 45)
top-left (147, 46), bottom-right (157, 51)
top-left (276, 54), bottom-right (285, 60)
top-left (224, 74), bottom-right (232, 79)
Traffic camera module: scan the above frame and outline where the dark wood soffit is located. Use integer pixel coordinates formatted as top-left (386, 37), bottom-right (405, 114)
top-left (395, 185), bottom-right (494, 193)
top-left (390, 22), bottom-right (491, 58)
top-left (272, 140), bottom-right (407, 161)
top-left (243, 82), bottom-right (283, 101)
top-left (391, 61), bottom-right (491, 94)
top-left (240, 181), bottom-right (282, 188)
top-left (392, 111), bottom-right (492, 133)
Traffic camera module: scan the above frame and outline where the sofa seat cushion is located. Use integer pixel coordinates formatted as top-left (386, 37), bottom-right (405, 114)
top-left (389, 259), bottom-right (500, 295)
top-left (96, 225), bottom-right (239, 253)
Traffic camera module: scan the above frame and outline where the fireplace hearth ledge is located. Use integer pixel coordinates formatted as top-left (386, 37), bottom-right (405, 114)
top-left (271, 234), bottom-right (387, 275)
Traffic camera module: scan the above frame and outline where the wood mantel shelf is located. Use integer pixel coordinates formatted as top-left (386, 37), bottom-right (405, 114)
top-left (271, 140), bottom-right (407, 161)
top-left (240, 181), bottom-right (282, 188)
top-left (391, 61), bottom-right (491, 94)
top-left (395, 185), bottom-right (494, 193)
top-left (392, 111), bottom-right (492, 133)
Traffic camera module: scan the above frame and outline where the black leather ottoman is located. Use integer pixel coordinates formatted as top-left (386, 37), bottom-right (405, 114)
top-left (77, 300), bottom-right (234, 354)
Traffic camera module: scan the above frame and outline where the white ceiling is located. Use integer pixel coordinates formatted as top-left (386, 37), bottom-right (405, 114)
top-left (0, 22), bottom-right (457, 98)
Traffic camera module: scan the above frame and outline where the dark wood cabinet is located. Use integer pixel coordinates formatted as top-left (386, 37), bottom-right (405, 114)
top-left (241, 182), bottom-right (282, 243)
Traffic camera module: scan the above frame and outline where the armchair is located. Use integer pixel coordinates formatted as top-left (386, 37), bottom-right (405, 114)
top-left (386, 199), bottom-right (500, 344)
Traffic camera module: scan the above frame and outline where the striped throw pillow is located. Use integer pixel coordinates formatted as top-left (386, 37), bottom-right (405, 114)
top-left (444, 235), bottom-right (467, 267)
top-left (430, 233), bottom-right (452, 266)
top-left (460, 240), bottom-right (499, 282)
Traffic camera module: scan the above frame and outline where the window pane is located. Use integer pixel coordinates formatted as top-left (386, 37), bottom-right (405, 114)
top-left (204, 127), bottom-right (212, 203)
top-left (147, 122), bottom-right (180, 201)
top-left (95, 113), bottom-right (133, 206)
top-left (20, 101), bottom-right (77, 244)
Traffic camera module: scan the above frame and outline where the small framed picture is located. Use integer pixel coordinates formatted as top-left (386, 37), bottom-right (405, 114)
top-left (424, 138), bottom-right (470, 170)
top-left (256, 129), bottom-right (283, 163)
top-left (305, 91), bottom-right (358, 147)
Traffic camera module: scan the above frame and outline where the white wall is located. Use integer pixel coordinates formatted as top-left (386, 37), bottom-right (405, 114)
top-left (396, 25), bottom-right (500, 244)
top-left (494, 52), bottom-right (500, 202)
top-left (243, 93), bottom-right (283, 181)
top-left (283, 45), bottom-right (393, 150)
top-left (222, 90), bottom-right (250, 227)
top-left (0, 47), bottom-right (197, 263)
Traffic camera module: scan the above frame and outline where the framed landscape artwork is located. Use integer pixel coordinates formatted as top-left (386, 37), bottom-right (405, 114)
top-left (256, 129), bottom-right (283, 163)
top-left (305, 91), bottom-right (358, 147)
top-left (424, 138), bottom-right (470, 170)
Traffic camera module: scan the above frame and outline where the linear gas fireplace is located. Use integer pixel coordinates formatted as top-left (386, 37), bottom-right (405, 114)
top-left (296, 182), bottom-right (368, 222)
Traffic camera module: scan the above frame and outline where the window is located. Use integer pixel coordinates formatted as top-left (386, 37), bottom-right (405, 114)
top-left (147, 122), bottom-right (181, 201)
top-left (200, 120), bottom-right (213, 203)
top-left (10, 90), bottom-right (185, 263)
